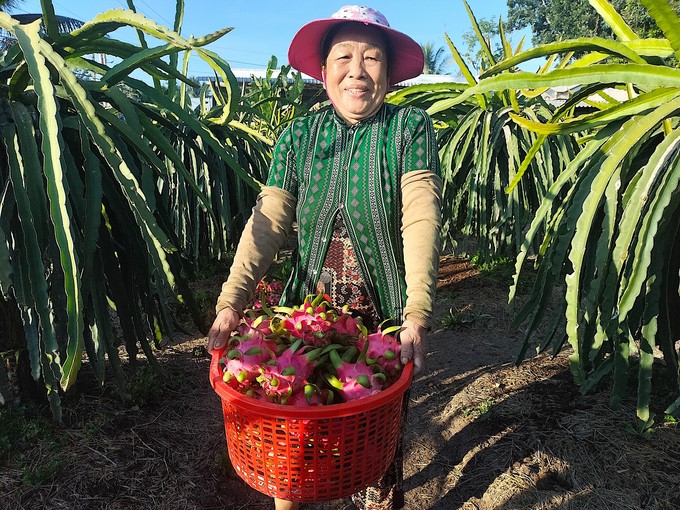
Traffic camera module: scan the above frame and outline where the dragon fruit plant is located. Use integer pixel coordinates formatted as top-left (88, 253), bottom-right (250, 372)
top-left (217, 287), bottom-right (404, 406)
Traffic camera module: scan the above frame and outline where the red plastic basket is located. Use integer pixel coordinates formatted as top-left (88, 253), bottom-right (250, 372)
top-left (209, 350), bottom-right (412, 502)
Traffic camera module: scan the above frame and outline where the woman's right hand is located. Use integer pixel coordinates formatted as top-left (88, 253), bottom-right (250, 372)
top-left (207, 307), bottom-right (241, 352)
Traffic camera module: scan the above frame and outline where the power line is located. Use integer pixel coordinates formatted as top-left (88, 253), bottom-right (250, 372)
top-left (51, 0), bottom-right (86, 20)
top-left (202, 44), bottom-right (279, 56)
top-left (111, 0), bottom-right (134, 13)
top-left (134, 0), bottom-right (173, 28)
top-left (224, 59), bottom-right (269, 67)
top-left (186, 59), bottom-right (269, 75)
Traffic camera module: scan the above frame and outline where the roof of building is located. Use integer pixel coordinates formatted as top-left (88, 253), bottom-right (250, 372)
top-left (541, 84), bottom-right (634, 108)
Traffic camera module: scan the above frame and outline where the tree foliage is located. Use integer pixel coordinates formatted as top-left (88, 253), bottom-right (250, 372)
top-left (420, 41), bottom-right (452, 75)
top-left (460, 17), bottom-right (504, 72)
top-left (507, 0), bottom-right (680, 44)
top-left (0, 0), bottom-right (23, 13)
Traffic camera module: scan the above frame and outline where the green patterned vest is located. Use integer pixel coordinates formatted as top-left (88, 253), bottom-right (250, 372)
top-left (266, 103), bottom-right (440, 323)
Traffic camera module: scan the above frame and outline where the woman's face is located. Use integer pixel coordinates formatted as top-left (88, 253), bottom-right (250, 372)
top-left (322, 25), bottom-right (389, 125)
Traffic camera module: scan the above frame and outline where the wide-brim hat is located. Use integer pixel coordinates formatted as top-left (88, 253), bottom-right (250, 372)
top-left (288, 5), bottom-right (424, 86)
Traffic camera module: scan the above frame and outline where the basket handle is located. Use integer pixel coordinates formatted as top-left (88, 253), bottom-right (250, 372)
top-left (209, 347), bottom-right (226, 390)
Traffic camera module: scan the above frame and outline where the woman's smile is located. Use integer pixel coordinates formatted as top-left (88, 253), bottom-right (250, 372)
top-left (322, 25), bottom-right (389, 125)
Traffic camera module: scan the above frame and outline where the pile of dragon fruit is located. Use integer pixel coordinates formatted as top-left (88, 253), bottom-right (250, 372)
top-left (218, 289), bottom-right (402, 406)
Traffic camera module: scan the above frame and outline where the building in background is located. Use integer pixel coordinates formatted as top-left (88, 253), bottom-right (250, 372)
top-left (192, 69), bottom-right (457, 110)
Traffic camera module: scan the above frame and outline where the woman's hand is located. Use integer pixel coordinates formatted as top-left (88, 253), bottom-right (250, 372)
top-left (207, 307), bottom-right (241, 352)
top-left (399, 319), bottom-right (428, 376)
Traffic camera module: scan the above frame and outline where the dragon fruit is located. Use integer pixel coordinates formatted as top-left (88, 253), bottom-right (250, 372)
top-left (256, 340), bottom-right (321, 403)
top-left (281, 295), bottom-right (335, 347)
top-left (325, 349), bottom-right (386, 402)
top-left (237, 315), bottom-right (273, 338)
top-left (356, 325), bottom-right (402, 381)
top-left (253, 278), bottom-right (283, 308)
top-left (330, 311), bottom-right (366, 339)
top-left (221, 332), bottom-right (275, 389)
top-left (218, 288), bottom-right (404, 406)
top-left (283, 384), bottom-right (333, 406)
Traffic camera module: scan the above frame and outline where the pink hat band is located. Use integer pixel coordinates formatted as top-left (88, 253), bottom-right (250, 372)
top-left (288, 5), bottom-right (424, 86)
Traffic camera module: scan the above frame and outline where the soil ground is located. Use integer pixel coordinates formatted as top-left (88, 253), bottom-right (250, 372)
top-left (1, 256), bottom-right (679, 509)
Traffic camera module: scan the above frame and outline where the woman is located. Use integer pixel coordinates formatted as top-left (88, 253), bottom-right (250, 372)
top-left (208, 6), bottom-right (442, 510)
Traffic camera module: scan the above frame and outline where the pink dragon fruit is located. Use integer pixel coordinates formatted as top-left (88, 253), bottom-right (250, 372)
top-left (282, 384), bottom-right (333, 406)
top-left (221, 331), bottom-right (276, 390)
top-left (256, 340), bottom-right (321, 403)
top-left (242, 386), bottom-right (267, 400)
top-left (325, 349), bottom-right (386, 402)
top-left (237, 316), bottom-right (273, 337)
top-left (268, 280), bottom-right (284, 301)
top-left (281, 296), bottom-right (335, 347)
top-left (331, 311), bottom-right (366, 338)
top-left (356, 325), bottom-right (402, 381)
top-left (253, 278), bottom-right (284, 308)
top-left (218, 292), bottom-right (404, 406)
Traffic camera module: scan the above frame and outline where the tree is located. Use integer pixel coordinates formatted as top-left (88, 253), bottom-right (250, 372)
top-left (0, 1), bottom-right (85, 49)
top-left (507, 0), bottom-right (680, 45)
top-left (619, 0), bottom-right (680, 38)
top-left (420, 41), bottom-right (451, 75)
top-left (460, 16), bottom-right (504, 73)
top-left (0, 0), bottom-right (23, 12)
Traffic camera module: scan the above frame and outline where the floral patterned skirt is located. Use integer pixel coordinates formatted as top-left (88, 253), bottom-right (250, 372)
top-left (318, 214), bottom-right (406, 510)
top-left (317, 215), bottom-right (380, 331)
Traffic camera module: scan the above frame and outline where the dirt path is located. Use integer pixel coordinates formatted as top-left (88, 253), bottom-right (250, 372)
top-left (1, 256), bottom-right (679, 509)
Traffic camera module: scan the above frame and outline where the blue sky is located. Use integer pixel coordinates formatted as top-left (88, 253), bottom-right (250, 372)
top-left (14, 1), bottom-right (535, 77)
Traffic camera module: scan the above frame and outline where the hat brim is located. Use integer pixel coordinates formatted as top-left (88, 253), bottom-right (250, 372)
top-left (288, 18), bottom-right (424, 86)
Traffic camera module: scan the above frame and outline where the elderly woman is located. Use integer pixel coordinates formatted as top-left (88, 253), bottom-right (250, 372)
top-left (208, 5), bottom-right (442, 510)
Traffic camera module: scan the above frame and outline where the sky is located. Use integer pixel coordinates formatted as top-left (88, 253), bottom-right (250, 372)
top-left (14, 0), bottom-right (535, 78)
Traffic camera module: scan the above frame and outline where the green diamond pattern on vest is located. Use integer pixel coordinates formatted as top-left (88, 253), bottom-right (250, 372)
top-left (266, 103), bottom-right (440, 323)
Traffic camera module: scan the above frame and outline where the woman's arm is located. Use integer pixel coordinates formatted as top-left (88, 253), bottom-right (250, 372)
top-left (208, 186), bottom-right (296, 351)
top-left (400, 169), bottom-right (442, 374)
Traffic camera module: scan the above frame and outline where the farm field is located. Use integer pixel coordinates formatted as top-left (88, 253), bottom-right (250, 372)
top-left (2, 1), bottom-right (680, 509)
top-left (2, 256), bottom-right (678, 510)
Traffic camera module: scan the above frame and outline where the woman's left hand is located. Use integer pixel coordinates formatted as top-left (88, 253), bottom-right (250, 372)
top-left (399, 319), bottom-right (428, 376)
